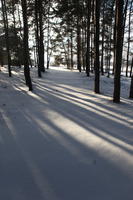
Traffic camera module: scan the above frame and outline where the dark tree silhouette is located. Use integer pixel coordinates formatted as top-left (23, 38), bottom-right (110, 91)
top-left (113, 0), bottom-right (124, 103)
top-left (21, 0), bottom-right (32, 91)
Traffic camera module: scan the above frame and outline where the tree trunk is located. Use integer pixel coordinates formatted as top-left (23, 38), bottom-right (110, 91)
top-left (17, 3), bottom-right (23, 39)
top-left (130, 57), bottom-right (133, 78)
top-left (113, 0), bottom-right (124, 103)
top-left (81, 24), bottom-right (85, 71)
top-left (77, 0), bottom-right (81, 72)
top-left (38, 0), bottom-right (45, 72)
top-left (21, 0), bottom-right (32, 91)
top-left (113, 9), bottom-right (117, 75)
top-left (12, 0), bottom-right (21, 67)
top-left (94, 0), bottom-right (100, 93)
top-left (101, 0), bottom-right (105, 75)
top-left (47, 0), bottom-right (50, 69)
top-left (126, 1), bottom-right (132, 77)
top-left (86, 0), bottom-right (91, 76)
top-left (129, 75), bottom-right (133, 98)
top-left (129, 57), bottom-right (133, 98)
top-left (70, 29), bottom-right (74, 70)
top-left (77, 19), bottom-right (82, 72)
top-left (1, 0), bottom-right (12, 77)
top-left (35, 0), bottom-right (41, 77)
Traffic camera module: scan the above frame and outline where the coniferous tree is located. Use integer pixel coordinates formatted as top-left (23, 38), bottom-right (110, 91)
top-left (1, 0), bottom-right (12, 77)
top-left (47, 0), bottom-right (50, 69)
top-left (21, 0), bottom-right (32, 91)
top-left (38, 0), bottom-right (45, 72)
top-left (94, 0), bottom-right (100, 93)
top-left (129, 57), bottom-right (133, 98)
top-left (86, 0), bottom-right (91, 76)
top-left (113, 0), bottom-right (124, 103)
top-left (35, 0), bottom-right (41, 77)
top-left (76, 0), bottom-right (82, 72)
top-left (126, 1), bottom-right (133, 77)
top-left (11, 0), bottom-right (21, 67)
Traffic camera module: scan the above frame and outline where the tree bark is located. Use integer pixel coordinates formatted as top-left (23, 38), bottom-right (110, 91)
top-left (77, 0), bottom-right (81, 72)
top-left (47, 0), bottom-right (50, 69)
top-left (21, 0), bottom-right (32, 91)
top-left (94, 0), bottom-right (100, 93)
top-left (126, 1), bottom-right (132, 77)
top-left (70, 29), bottom-right (74, 70)
top-left (113, 0), bottom-right (124, 103)
top-left (35, 0), bottom-right (41, 77)
top-left (38, 0), bottom-right (45, 72)
top-left (129, 76), bottom-right (133, 98)
top-left (1, 0), bottom-right (12, 77)
top-left (12, 0), bottom-right (21, 67)
top-left (86, 0), bottom-right (91, 76)
top-left (129, 58), bottom-right (133, 98)
top-left (77, 19), bottom-right (82, 72)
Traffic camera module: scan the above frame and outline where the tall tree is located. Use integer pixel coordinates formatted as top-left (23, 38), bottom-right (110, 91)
top-left (77, 0), bottom-right (82, 72)
top-left (113, 0), bottom-right (124, 103)
top-left (129, 57), bottom-right (133, 98)
top-left (35, 0), bottom-right (45, 77)
top-left (1, 0), bottom-right (12, 77)
top-left (21, 0), bottom-right (32, 91)
top-left (126, 1), bottom-right (133, 77)
top-left (11, 0), bottom-right (21, 67)
top-left (86, 0), bottom-right (91, 76)
top-left (94, 0), bottom-right (100, 93)
top-left (47, 0), bottom-right (50, 69)
top-left (38, 0), bottom-right (45, 72)
top-left (35, 0), bottom-right (41, 77)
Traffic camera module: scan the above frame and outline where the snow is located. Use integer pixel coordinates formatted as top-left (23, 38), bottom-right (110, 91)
top-left (0, 66), bottom-right (133, 200)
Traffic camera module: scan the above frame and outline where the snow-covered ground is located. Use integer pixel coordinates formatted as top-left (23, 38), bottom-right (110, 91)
top-left (0, 66), bottom-right (133, 200)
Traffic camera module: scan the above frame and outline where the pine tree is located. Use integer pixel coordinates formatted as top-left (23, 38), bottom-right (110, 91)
top-left (113, 0), bottom-right (124, 103)
top-left (86, 0), bottom-right (91, 76)
top-left (94, 0), bottom-right (100, 93)
top-left (129, 57), bottom-right (133, 98)
top-left (1, 0), bottom-right (12, 77)
top-left (21, 0), bottom-right (32, 91)
top-left (126, 1), bottom-right (133, 77)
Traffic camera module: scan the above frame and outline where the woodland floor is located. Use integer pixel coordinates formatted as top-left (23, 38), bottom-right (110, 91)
top-left (0, 66), bottom-right (133, 200)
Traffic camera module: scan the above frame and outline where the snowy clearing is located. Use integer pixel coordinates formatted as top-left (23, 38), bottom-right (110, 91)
top-left (0, 66), bottom-right (133, 200)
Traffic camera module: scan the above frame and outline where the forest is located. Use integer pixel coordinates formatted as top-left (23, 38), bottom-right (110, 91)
top-left (0, 0), bottom-right (133, 102)
top-left (0, 1), bottom-right (133, 200)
